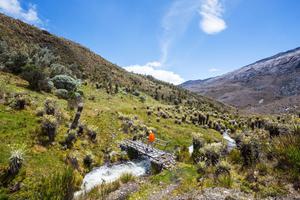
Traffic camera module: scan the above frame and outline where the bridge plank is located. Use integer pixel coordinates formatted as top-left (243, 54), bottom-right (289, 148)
top-left (121, 139), bottom-right (176, 169)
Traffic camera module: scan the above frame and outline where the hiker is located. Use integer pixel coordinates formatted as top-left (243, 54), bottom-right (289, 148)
top-left (147, 130), bottom-right (155, 152)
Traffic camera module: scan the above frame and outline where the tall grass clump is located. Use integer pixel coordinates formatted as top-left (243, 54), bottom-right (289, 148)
top-left (85, 180), bottom-right (120, 200)
top-left (34, 167), bottom-right (76, 200)
top-left (120, 173), bottom-right (135, 184)
top-left (272, 133), bottom-right (300, 173)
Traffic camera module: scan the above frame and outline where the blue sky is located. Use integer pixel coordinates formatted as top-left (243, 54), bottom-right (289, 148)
top-left (1, 0), bottom-right (300, 84)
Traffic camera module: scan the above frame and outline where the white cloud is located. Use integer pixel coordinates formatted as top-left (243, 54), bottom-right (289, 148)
top-left (199, 0), bottom-right (226, 34)
top-left (160, 0), bottom-right (227, 63)
top-left (124, 61), bottom-right (184, 85)
top-left (0, 0), bottom-right (41, 25)
top-left (208, 68), bottom-right (220, 72)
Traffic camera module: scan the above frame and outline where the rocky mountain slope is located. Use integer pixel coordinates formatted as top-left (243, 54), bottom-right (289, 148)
top-left (181, 48), bottom-right (300, 114)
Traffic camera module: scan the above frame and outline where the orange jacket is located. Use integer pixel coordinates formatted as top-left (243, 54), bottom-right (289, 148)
top-left (148, 132), bottom-right (155, 143)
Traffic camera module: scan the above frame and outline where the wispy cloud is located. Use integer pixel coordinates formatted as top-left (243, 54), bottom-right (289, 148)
top-left (124, 61), bottom-right (184, 85)
top-left (0, 0), bottom-right (41, 25)
top-left (160, 0), bottom-right (201, 64)
top-left (208, 67), bottom-right (220, 72)
top-left (160, 0), bottom-right (226, 63)
top-left (199, 0), bottom-right (227, 34)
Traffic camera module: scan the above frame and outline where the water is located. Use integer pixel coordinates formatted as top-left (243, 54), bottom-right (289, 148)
top-left (189, 145), bottom-right (194, 154)
top-left (74, 158), bottom-right (151, 198)
top-left (222, 130), bottom-right (237, 151)
top-left (189, 130), bottom-right (236, 154)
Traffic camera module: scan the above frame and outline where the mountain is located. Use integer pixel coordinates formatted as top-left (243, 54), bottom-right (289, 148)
top-left (0, 13), bottom-right (228, 113)
top-left (181, 47), bottom-right (300, 114)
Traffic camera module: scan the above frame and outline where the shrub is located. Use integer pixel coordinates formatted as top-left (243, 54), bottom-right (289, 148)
top-left (200, 143), bottom-right (224, 166)
top-left (44, 98), bottom-right (56, 115)
top-left (30, 46), bottom-right (58, 68)
top-left (20, 64), bottom-right (49, 91)
top-left (41, 115), bottom-right (58, 143)
top-left (36, 107), bottom-right (44, 116)
top-left (87, 125), bottom-right (97, 142)
top-left (8, 149), bottom-right (24, 176)
top-left (55, 89), bottom-right (69, 99)
top-left (228, 149), bottom-right (242, 164)
top-left (49, 63), bottom-right (72, 77)
top-left (196, 161), bottom-right (206, 174)
top-left (83, 155), bottom-right (93, 169)
top-left (139, 96), bottom-right (146, 103)
top-left (5, 53), bottom-right (28, 74)
top-left (215, 160), bottom-right (231, 177)
top-left (51, 75), bottom-right (78, 91)
top-left (64, 130), bottom-right (77, 149)
top-left (9, 95), bottom-right (27, 110)
top-left (240, 138), bottom-right (260, 166)
top-left (176, 145), bottom-right (190, 163)
top-left (35, 167), bottom-right (76, 200)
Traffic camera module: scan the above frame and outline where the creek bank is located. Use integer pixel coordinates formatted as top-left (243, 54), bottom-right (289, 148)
top-left (74, 158), bottom-right (151, 198)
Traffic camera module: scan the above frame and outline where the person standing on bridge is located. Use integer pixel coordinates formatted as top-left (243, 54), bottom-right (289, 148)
top-left (147, 130), bottom-right (155, 152)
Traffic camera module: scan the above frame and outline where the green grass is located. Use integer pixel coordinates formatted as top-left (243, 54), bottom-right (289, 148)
top-left (0, 72), bottom-right (220, 199)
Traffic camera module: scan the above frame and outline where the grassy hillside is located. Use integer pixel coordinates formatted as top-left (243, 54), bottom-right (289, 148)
top-left (0, 13), bottom-right (300, 200)
top-left (0, 71), bottom-right (300, 199)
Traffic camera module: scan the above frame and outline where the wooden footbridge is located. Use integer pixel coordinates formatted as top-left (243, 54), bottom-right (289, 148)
top-left (120, 139), bottom-right (176, 169)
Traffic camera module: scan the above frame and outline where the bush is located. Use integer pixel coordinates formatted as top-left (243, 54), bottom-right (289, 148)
top-left (176, 145), bottom-right (190, 163)
top-left (215, 160), bottom-right (231, 177)
top-left (228, 149), bottom-right (242, 164)
top-left (64, 130), bottom-right (77, 149)
top-left (30, 46), bottom-right (58, 68)
top-left (83, 154), bottom-right (93, 169)
top-left (8, 149), bottom-right (24, 176)
top-left (35, 167), bottom-right (76, 200)
top-left (240, 139), bottom-right (260, 166)
top-left (5, 53), bottom-right (28, 74)
top-left (21, 64), bottom-right (50, 91)
top-left (200, 143), bottom-right (224, 166)
top-left (41, 115), bottom-right (58, 143)
top-left (9, 95), bottom-right (27, 110)
top-left (87, 125), bottom-right (97, 141)
top-left (44, 98), bottom-right (56, 115)
top-left (49, 63), bottom-right (72, 77)
top-left (55, 89), bottom-right (69, 99)
top-left (51, 75), bottom-right (78, 91)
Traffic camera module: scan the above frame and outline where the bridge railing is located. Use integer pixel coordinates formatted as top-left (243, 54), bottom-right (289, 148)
top-left (140, 137), bottom-right (169, 150)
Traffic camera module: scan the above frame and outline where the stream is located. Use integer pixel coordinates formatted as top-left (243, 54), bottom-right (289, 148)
top-left (189, 130), bottom-right (237, 154)
top-left (75, 131), bottom-right (236, 198)
top-left (74, 158), bottom-right (151, 198)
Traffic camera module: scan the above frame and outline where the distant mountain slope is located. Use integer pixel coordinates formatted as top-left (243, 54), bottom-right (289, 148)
top-left (181, 47), bottom-right (300, 114)
top-left (0, 13), bottom-right (229, 112)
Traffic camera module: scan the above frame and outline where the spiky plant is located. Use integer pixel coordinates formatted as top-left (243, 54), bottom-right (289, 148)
top-left (215, 160), bottom-right (231, 177)
top-left (8, 149), bottom-right (24, 175)
top-left (41, 115), bottom-right (58, 142)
